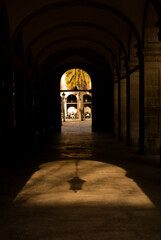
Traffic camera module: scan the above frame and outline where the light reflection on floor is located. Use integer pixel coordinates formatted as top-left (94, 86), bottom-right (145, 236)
top-left (14, 160), bottom-right (155, 208)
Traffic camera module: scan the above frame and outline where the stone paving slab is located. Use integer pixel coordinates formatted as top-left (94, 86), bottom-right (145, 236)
top-left (62, 119), bottom-right (92, 132)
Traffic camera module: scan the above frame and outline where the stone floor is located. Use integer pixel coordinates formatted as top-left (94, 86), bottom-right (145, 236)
top-left (0, 121), bottom-right (161, 239)
top-left (61, 119), bottom-right (92, 133)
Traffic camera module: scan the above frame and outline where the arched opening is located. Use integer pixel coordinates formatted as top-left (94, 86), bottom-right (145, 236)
top-left (60, 68), bottom-right (92, 132)
top-left (66, 95), bottom-right (78, 119)
top-left (83, 94), bottom-right (92, 119)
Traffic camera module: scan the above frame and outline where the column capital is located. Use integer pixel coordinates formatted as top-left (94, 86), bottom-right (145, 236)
top-left (119, 68), bottom-right (126, 77)
top-left (142, 47), bottom-right (161, 62)
top-left (113, 74), bottom-right (119, 82)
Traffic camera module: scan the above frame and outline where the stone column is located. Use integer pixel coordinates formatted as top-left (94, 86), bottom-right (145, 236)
top-left (128, 58), bottom-right (140, 148)
top-left (126, 70), bottom-right (130, 146)
top-left (24, 75), bottom-right (35, 151)
top-left (15, 70), bottom-right (36, 152)
top-left (144, 49), bottom-right (161, 154)
top-left (114, 82), bottom-right (118, 138)
top-left (76, 93), bottom-right (79, 118)
top-left (120, 78), bottom-right (127, 141)
top-left (0, 57), bottom-right (13, 159)
top-left (78, 92), bottom-right (81, 120)
top-left (64, 98), bottom-right (67, 119)
top-left (119, 65), bottom-right (127, 142)
top-left (113, 69), bottom-right (120, 139)
top-left (130, 70), bottom-right (139, 146)
top-left (15, 70), bottom-right (26, 135)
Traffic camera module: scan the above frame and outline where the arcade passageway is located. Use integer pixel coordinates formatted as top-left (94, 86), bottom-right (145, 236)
top-left (1, 0), bottom-right (161, 239)
top-left (1, 0), bottom-right (161, 156)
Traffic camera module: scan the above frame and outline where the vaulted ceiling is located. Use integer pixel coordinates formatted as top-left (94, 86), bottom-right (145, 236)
top-left (4, 0), bottom-right (161, 75)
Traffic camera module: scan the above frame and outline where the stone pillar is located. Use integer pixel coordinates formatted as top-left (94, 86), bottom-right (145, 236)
top-left (15, 70), bottom-right (35, 153)
top-left (78, 92), bottom-right (81, 120)
top-left (129, 55), bottom-right (140, 148)
top-left (128, 29), bottom-right (140, 150)
top-left (144, 50), bottom-right (161, 154)
top-left (120, 60), bottom-right (131, 146)
top-left (64, 98), bottom-right (67, 119)
top-left (15, 70), bottom-right (26, 135)
top-left (76, 94), bottom-right (79, 118)
top-left (113, 69), bottom-right (120, 139)
top-left (119, 58), bottom-right (128, 142)
top-left (24, 76), bottom-right (35, 150)
top-left (130, 70), bottom-right (139, 146)
top-left (81, 92), bottom-right (84, 120)
top-left (120, 78), bottom-right (127, 141)
top-left (126, 71), bottom-right (130, 146)
top-left (0, 57), bottom-right (13, 159)
top-left (92, 68), bottom-right (113, 132)
top-left (114, 82), bottom-right (118, 138)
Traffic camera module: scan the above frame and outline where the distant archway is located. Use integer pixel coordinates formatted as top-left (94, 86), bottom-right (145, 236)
top-left (60, 68), bottom-right (92, 132)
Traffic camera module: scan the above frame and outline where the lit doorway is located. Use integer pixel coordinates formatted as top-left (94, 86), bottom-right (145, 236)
top-left (60, 68), bottom-right (92, 132)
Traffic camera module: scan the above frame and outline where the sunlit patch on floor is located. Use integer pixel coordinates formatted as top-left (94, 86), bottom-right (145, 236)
top-left (14, 160), bottom-right (155, 208)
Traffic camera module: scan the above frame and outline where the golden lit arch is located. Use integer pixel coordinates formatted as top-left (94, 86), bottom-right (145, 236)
top-left (60, 68), bottom-right (92, 91)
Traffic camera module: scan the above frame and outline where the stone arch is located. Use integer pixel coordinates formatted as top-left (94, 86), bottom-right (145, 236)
top-left (67, 95), bottom-right (77, 103)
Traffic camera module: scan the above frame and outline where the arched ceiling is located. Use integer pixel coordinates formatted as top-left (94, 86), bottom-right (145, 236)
top-left (30, 25), bottom-right (121, 60)
top-left (5, 0), bottom-right (146, 37)
top-left (4, 0), bottom-right (153, 74)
